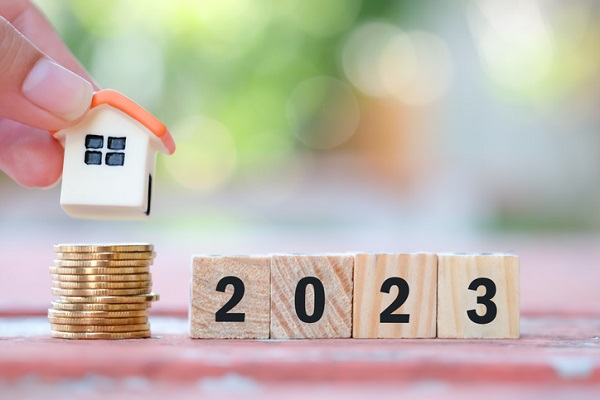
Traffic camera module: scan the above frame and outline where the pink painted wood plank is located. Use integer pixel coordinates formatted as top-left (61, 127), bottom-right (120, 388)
top-left (0, 316), bottom-right (599, 385)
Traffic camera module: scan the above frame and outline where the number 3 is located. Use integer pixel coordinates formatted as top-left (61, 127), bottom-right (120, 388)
top-left (467, 277), bottom-right (497, 324)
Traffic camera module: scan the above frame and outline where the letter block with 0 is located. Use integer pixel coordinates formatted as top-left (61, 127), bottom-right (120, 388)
top-left (270, 254), bottom-right (353, 339)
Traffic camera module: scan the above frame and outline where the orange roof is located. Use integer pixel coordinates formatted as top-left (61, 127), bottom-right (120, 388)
top-left (53, 89), bottom-right (175, 154)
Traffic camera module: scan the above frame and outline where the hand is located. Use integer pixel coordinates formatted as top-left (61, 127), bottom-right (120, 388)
top-left (0, 0), bottom-right (96, 188)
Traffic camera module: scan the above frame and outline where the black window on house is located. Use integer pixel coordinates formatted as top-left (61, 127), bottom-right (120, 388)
top-left (105, 152), bottom-right (125, 166)
top-left (85, 135), bottom-right (103, 149)
top-left (84, 134), bottom-right (126, 166)
top-left (84, 151), bottom-right (102, 165)
top-left (108, 137), bottom-right (126, 150)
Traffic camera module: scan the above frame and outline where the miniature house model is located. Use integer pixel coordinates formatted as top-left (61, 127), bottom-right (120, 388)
top-left (52, 89), bottom-right (175, 219)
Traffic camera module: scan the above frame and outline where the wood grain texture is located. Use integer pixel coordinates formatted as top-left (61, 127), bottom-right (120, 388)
top-left (270, 255), bottom-right (353, 339)
top-left (353, 253), bottom-right (437, 338)
top-left (437, 254), bottom-right (520, 339)
top-left (190, 255), bottom-right (270, 339)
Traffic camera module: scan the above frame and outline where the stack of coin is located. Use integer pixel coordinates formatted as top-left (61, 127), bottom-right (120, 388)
top-left (49, 243), bottom-right (159, 339)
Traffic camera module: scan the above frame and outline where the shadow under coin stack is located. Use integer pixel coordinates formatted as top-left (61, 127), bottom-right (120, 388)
top-left (49, 244), bottom-right (159, 339)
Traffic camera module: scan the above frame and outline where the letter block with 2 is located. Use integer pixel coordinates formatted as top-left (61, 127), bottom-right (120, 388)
top-left (190, 256), bottom-right (270, 339)
top-left (353, 253), bottom-right (437, 338)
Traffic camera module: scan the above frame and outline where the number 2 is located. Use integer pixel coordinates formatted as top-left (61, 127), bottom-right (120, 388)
top-left (467, 277), bottom-right (497, 324)
top-left (215, 276), bottom-right (245, 322)
top-left (379, 277), bottom-right (410, 323)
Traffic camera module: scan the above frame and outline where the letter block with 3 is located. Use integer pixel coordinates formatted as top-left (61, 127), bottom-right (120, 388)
top-left (437, 254), bottom-right (519, 339)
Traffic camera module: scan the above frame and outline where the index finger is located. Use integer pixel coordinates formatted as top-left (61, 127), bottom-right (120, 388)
top-left (1, 0), bottom-right (99, 89)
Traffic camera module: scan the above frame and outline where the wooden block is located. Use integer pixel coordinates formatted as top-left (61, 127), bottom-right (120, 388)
top-left (190, 255), bottom-right (270, 339)
top-left (437, 254), bottom-right (520, 339)
top-left (353, 253), bottom-right (437, 338)
top-left (270, 255), bottom-right (353, 339)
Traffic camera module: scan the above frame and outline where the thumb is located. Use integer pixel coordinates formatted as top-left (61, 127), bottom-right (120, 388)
top-left (0, 16), bottom-right (93, 131)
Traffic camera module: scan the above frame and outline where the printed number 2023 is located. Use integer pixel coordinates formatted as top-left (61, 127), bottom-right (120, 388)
top-left (214, 275), bottom-right (498, 325)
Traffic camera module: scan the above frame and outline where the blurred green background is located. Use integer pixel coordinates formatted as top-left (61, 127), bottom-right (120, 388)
top-left (2, 0), bottom-right (600, 234)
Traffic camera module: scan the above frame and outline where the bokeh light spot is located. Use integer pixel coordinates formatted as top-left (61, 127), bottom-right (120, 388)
top-left (468, 0), bottom-right (555, 96)
top-left (342, 22), bottom-right (404, 97)
top-left (381, 31), bottom-right (454, 105)
top-left (343, 22), bottom-right (454, 105)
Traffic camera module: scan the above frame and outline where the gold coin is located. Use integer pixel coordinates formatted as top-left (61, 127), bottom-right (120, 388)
top-left (52, 273), bottom-right (152, 282)
top-left (52, 280), bottom-right (151, 289)
top-left (52, 288), bottom-right (151, 297)
top-left (51, 323), bottom-right (150, 333)
top-left (56, 293), bottom-right (160, 304)
top-left (50, 267), bottom-right (150, 275)
top-left (55, 252), bottom-right (156, 261)
top-left (48, 316), bottom-right (148, 325)
top-left (51, 330), bottom-right (151, 340)
top-left (51, 301), bottom-right (151, 311)
top-left (53, 259), bottom-right (153, 267)
top-left (55, 243), bottom-right (154, 253)
top-left (48, 309), bottom-right (148, 318)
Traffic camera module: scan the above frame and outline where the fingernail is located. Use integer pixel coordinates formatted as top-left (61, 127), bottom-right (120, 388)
top-left (22, 58), bottom-right (93, 121)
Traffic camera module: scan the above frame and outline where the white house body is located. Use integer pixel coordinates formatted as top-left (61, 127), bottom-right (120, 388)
top-left (53, 90), bottom-right (175, 220)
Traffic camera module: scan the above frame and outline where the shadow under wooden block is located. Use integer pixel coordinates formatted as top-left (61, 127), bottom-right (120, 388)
top-left (353, 253), bottom-right (437, 338)
top-left (437, 254), bottom-right (520, 339)
top-left (190, 255), bottom-right (270, 339)
top-left (270, 255), bottom-right (353, 339)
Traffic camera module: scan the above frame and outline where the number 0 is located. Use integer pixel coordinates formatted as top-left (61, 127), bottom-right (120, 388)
top-left (295, 276), bottom-right (325, 323)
